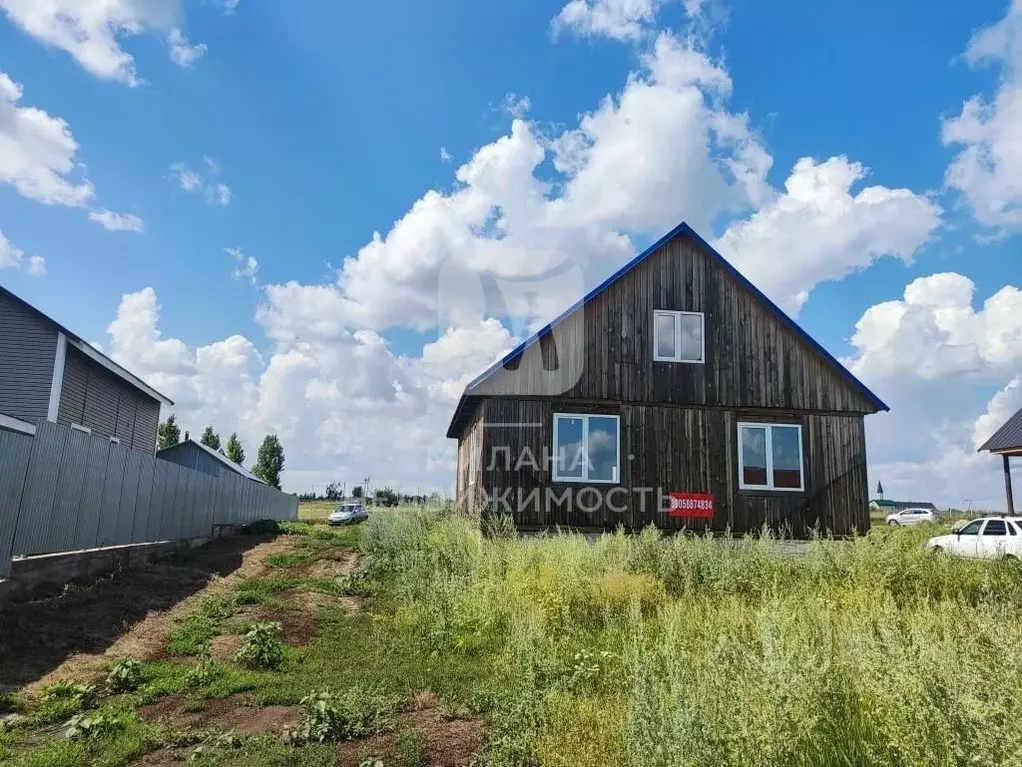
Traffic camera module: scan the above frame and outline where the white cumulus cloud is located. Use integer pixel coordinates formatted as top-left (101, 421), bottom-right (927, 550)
top-left (0, 0), bottom-right (206, 85)
top-left (106, 288), bottom-right (515, 493)
top-left (714, 156), bottom-right (942, 314)
top-left (942, 0), bottom-right (1022, 231)
top-left (0, 71), bottom-right (94, 206)
top-left (552, 0), bottom-right (663, 41)
top-left (847, 273), bottom-right (1022, 510)
top-left (0, 228), bottom-right (45, 276)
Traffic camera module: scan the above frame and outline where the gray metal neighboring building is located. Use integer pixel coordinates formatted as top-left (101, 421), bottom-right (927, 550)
top-left (0, 285), bottom-right (173, 452)
top-left (157, 439), bottom-right (264, 484)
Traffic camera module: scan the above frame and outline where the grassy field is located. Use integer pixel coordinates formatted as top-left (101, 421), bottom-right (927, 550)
top-left (3, 506), bottom-right (1022, 766)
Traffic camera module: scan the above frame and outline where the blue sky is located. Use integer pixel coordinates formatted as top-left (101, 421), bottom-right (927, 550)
top-left (0, 0), bottom-right (1020, 504)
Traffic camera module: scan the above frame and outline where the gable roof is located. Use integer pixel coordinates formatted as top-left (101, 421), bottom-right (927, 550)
top-left (158, 439), bottom-right (264, 483)
top-left (978, 406), bottom-right (1022, 454)
top-left (446, 221), bottom-right (888, 438)
top-left (0, 284), bottom-right (173, 407)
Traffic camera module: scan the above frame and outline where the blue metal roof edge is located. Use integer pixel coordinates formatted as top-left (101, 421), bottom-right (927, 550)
top-left (447, 220), bottom-right (889, 437)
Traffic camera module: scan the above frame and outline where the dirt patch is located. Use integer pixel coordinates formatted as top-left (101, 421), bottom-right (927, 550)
top-left (1, 534), bottom-right (303, 695)
top-left (139, 693), bottom-right (300, 735)
top-left (336, 707), bottom-right (486, 767)
top-left (208, 634), bottom-right (245, 662)
top-left (305, 551), bottom-right (358, 580)
top-left (235, 601), bottom-right (319, 646)
top-left (291, 588), bottom-right (362, 616)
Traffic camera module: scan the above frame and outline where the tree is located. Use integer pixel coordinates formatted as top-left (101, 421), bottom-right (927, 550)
top-left (374, 487), bottom-right (399, 507)
top-left (351, 485), bottom-right (363, 499)
top-left (157, 415), bottom-right (181, 450)
top-left (225, 433), bottom-right (245, 465)
top-left (253, 434), bottom-right (285, 490)
top-left (200, 426), bottom-right (221, 451)
top-left (325, 482), bottom-right (344, 501)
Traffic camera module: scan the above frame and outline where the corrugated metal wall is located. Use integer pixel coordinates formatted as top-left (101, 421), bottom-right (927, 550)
top-left (0, 421), bottom-right (298, 577)
top-left (58, 347), bottom-right (163, 454)
top-left (0, 291), bottom-right (58, 424)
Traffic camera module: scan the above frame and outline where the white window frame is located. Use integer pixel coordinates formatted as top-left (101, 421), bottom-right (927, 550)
top-left (737, 422), bottom-right (805, 492)
top-left (552, 413), bottom-right (620, 484)
top-left (653, 310), bottom-right (705, 364)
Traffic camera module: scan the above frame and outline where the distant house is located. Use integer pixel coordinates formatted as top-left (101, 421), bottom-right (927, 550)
top-left (157, 439), bottom-right (264, 484)
top-left (869, 499), bottom-right (938, 513)
top-left (447, 222), bottom-right (888, 536)
top-left (0, 285), bottom-right (173, 452)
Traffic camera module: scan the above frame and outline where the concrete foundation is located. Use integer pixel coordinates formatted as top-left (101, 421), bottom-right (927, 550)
top-left (0, 526), bottom-right (243, 603)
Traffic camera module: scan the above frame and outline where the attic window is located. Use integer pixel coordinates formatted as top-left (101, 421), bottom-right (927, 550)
top-left (653, 310), bottom-right (704, 363)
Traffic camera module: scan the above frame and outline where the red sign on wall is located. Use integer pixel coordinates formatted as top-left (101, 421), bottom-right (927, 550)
top-left (668, 492), bottom-right (715, 518)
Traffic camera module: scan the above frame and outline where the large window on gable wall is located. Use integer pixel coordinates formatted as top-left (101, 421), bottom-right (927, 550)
top-left (653, 310), bottom-right (704, 363)
top-left (737, 422), bottom-right (805, 491)
top-left (553, 413), bottom-right (620, 483)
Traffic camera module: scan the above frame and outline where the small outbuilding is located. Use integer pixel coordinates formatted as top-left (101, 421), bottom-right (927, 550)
top-left (157, 439), bottom-right (264, 484)
top-left (978, 406), bottom-right (1022, 513)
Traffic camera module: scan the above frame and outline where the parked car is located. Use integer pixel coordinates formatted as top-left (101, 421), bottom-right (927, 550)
top-left (885, 507), bottom-right (936, 526)
top-left (327, 501), bottom-right (369, 526)
top-left (927, 516), bottom-right (1022, 559)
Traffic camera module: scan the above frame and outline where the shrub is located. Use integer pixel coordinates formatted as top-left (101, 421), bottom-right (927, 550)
top-left (106, 658), bottom-right (143, 693)
top-left (64, 710), bottom-right (130, 741)
top-left (233, 622), bottom-right (287, 669)
top-left (284, 689), bottom-right (397, 743)
top-left (40, 681), bottom-right (96, 708)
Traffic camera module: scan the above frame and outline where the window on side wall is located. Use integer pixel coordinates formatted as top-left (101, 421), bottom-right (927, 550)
top-left (653, 310), bottom-right (704, 363)
top-left (468, 427), bottom-right (479, 485)
top-left (552, 413), bottom-right (620, 483)
top-left (737, 422), bottom-right (804, 492)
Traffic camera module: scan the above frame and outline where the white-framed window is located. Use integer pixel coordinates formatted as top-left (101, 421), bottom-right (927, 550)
top-left (737, 422), bottom-right (805, 492)
top-left (552, 413), bottom-right (620, 483)
top-left (468, 427), bottom-right (479, 485)
top-left (653, 310), bottom-right (704, 363)
top-left (70, 423), bottom-right (92, 435)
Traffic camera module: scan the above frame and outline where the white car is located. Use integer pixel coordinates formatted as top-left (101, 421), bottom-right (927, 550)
top-left (927, 516), bottom-right (1022, 559)
top-left (885, 507), bottom-right (936, 526)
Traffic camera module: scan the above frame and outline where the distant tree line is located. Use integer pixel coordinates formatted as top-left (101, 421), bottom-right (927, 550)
top-left (156, 414), bottom-right (286, 490)
top-left (297, 484), bottom-right (435, 507)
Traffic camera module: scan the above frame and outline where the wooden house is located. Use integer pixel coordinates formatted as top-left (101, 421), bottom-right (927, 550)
top-left (446, 222), bottom-right (888, 536)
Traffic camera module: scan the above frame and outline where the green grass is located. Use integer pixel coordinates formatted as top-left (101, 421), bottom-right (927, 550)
top-left (166, 595), bottom-right (237, 656)
top-left (10, 505), bottom-right (1022, 766)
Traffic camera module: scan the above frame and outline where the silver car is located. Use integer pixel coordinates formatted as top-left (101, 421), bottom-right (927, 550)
top-left (327, 501), bottom-right (369, 526)
top-left (885, 507), bottom-right (936, 526)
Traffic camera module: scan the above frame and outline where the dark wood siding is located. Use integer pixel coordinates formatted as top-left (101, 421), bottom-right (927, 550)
top-left (57, 346), bottom-right (161, 453)
top-left (471, 235), bottom-right (877, 414)
top-left (478, 398), bottom-right (869, 536)
top-left (0, 292), bottom-right (57, 424)
top-left (456, 409), bottom-right (484, 515)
